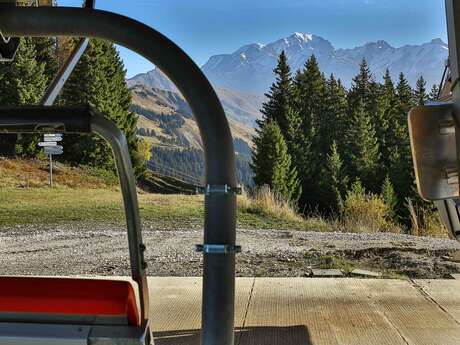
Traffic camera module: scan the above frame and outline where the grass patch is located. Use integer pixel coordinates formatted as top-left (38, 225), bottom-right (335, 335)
top-left (0, 186), bottom-right (334, 230)
top-left (238, 186), bottom-right (332, 231)
top-left (0, 188), bottom-right (203, 227)
top-left (316, 255), bottom-right (354, 274)
top-left (0, 159), bottom-right (448, 237)
top-left (0, 158), bottom-right (116, 189)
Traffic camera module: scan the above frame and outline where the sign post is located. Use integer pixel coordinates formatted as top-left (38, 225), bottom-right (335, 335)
top-left (49, 153), bottom-right (53, 188)
top-left (38, 133), bottom-right (63, 188)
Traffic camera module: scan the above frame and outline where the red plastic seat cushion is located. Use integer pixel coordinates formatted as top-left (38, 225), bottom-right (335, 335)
top-left (0, 277), bottom-right (139, 326)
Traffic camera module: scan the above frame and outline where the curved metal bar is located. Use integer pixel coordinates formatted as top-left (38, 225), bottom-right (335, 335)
top-left (90, 111), bottom-right (149, 324)
top-left (0, 106), bottom-right (150, 326)
top-left (0, 6), bottom-right (237, 344)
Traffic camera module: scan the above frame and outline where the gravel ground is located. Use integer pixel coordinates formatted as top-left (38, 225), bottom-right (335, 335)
top-left (1, 222), bottom-right (460, 279)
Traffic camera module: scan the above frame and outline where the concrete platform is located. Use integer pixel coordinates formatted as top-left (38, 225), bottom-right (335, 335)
top-left (148, 277), bottom-right (460, 345)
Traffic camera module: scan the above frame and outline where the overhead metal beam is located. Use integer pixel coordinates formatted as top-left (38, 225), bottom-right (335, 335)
top-left (0, 6), bottom-right (238, 345)
top-left (40, 0), bottom-right (95, 105)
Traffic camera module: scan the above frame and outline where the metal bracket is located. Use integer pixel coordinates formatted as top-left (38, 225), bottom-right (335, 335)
top-left (201, 184), bottom-right (242, 195)
top-left (196, 244), bottom-right (241, 254)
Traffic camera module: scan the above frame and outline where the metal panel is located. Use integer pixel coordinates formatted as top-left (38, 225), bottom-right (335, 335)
top-left (0, 323), bottom-right (90, 345)
top-left (408, 103), bottom-right (458, 200)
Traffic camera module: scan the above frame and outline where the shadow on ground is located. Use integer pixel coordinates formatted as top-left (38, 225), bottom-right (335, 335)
top-left (154, 325), bottom-right (311, 345)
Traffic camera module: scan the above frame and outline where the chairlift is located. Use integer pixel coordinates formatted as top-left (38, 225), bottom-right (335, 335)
top-left (0, 0), bottom-right (238, 344)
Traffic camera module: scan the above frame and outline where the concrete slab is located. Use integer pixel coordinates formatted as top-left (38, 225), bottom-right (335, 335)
top-left (351, 269), bottom-right (382, 278)
top-left (148, 277), bottom-right (253, 344)
top-left (147, 277), bottom-right (460, 345)
top-left (240, 278), bottom-right (406, 345)
top-left (311, 269), bottom-right (343, 277)
top-left (355, 279), bottom-right (460, 345)
top-left (414, 279), bottom-right (460, 323)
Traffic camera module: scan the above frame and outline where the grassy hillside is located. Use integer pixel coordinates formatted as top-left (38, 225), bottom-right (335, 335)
top-left (0, 159), bottom-right (448, 237)
top-left (0, 159), bottom-right (309, 230)
top-left (0, 188), bottom-right (319, 230)
top-left (0, 159), bottom-right (116, 189)
top-left (131, 85), bottom-right (255, 150)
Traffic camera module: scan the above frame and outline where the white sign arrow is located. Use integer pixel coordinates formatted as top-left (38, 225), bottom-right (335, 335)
top-left (44, 136), bottom-right (63, 142)
top-left (38, 142), bottom-right (57, 147)
top-left (45, 147), bottom-right (63, 155)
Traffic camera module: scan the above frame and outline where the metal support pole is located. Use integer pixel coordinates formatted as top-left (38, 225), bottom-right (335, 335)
top-left (0, 7), bottom-right (238, 344)
top-left (41, 38), bottom-right (88, 106)
top-left (446, 0), bottom-right (460, 99)
top-left (40, 0), bottom-right (94, 105)
top-left (49, 154), bottom-right (53, 188)
top-left (436, 1), bottom-right (460, 239)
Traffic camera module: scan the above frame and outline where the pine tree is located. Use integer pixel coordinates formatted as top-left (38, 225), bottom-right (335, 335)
top-left (344, 99), bottom-right (380, 188)
top-left (292, 55), bottom-right (326, 206)
top-left (259, 51), bottom-right (296, 135)
top-left (428, 84), bottom-right (440, 101)
top-left (293, 55), bottom-right (326, 135)
top-left (371, 69), bottom-right (399, 181)
top-left (381, 175), bottom-right (398, 221)
top-left (61, 39), bottom-right (144, 177)
top-left (0, 38), bottom-right (47, 156)
top-left (258, 51), bottom-right (301, 157)
top-left (396, 72), bottom-right (414, 115)
top-left (251, 121), bottom-right (301, 201)
top-left (33, 37), bottom-right (58, 81)
top-left (386, 72), bottom-right (416, 219)
top-left (318, 75), bottom-right (348, 161)
top-left (413, 76), bottom-right (428, 106)
top-left (321, 141), bottom-right (349, 214)
top-left (347, 59), bottom-right (372, 112)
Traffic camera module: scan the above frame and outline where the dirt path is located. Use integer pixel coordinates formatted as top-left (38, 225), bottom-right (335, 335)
top-left (1, 222), bottom-right (460, 279)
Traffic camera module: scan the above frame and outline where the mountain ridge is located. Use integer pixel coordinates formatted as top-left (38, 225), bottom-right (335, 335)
top-left (201, 32), bottom-right (448, 94)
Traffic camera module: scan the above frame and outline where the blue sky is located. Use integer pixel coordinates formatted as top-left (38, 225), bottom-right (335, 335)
top-left (59, 0), bottom-right (447, 78)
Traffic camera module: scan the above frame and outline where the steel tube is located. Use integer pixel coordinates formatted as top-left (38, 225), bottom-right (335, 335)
top-left (90, 111), bottom-right (150, 323)
top-left (41, 38), bottom-right (89, 106)
top-left (0, 6), bottom-right (237, 344)
top-left (0, 106), bottom-right (151, 330)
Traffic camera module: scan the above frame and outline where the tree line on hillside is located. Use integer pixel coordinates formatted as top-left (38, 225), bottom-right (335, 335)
top-left (251, 51), bottom-right (440, 227)
top-left (151, 146), bottom-right (253, 187)
top-left (0, 37), bottom-right (147, 177)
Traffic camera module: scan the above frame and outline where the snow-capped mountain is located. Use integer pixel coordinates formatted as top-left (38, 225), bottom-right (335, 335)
top-left (201, 33), bottom-right (448, 94)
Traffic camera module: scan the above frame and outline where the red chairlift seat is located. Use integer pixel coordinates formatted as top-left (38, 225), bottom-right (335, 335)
top-left (0, 277), bottom-right (139, 326)
top-left (0, 108), bottom-right (152, 344)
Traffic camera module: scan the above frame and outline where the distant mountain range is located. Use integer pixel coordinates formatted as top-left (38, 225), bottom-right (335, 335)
top-left (127, 70), bottom-right (264, 128)
top-left (201, 32), bottom-right (448, 94)
top-left (130, 84), bottom-right (254, 152)
top-left (127, 32), bottom-right (449, 132)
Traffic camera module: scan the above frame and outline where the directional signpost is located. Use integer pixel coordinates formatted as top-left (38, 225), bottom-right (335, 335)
top-left (38, 133), bottom-right (63, 187)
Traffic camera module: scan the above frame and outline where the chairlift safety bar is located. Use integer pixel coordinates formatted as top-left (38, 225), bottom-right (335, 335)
top-left (0, 5), bottom-right (238, 345)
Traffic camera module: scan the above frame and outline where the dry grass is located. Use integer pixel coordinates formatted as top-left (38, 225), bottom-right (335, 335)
top-left (342, 187), bottom-right (401, 233)
top-left (0, 158), bottom-right (117, 189)
top-left (406, 198), bottom-right (448, 238)
top-left (238, 185), bottom-right (332, 231)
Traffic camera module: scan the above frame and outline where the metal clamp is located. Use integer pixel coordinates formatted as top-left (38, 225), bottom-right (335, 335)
top-left (203, 184), bottom-right (242, 195)
top-left (196, 244), bottom-right (241, 254)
